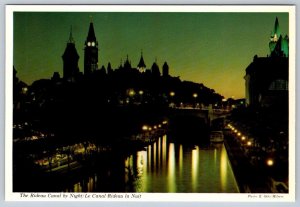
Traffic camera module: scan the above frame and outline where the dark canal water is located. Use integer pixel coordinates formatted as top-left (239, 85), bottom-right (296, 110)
top-left (64, 135), bottom-right (239, 193)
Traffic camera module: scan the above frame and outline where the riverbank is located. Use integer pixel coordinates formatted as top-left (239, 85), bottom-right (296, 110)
top-left (224, 133), bottom-right (271, 193)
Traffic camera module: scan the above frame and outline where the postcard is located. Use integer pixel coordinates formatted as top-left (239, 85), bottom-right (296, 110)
top-left (5, 5), bottom-right (296, 202)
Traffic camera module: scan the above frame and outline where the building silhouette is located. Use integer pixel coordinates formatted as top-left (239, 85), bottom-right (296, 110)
top-left (244, 17), bottom-right (288, 107)
top-left (62, 27), bottom-right (79, 82)
top-left (151, 59), bottom-right (161, 77)
top-left (162, 61), bottom-right (169, 77)
top-left (123, 55), bottom-right (132, 70)
top-left (84, 20), bottom-right (99, 75)
top-left (137, 51), bottom-right (146, 73)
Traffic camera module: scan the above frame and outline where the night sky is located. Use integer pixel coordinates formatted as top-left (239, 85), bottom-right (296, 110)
top-left (13, 12), bottom-right (288, 99)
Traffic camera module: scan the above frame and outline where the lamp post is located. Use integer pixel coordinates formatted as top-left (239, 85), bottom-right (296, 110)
top-left (169, 91), bottom-right (175, 108)
top-left (193, 93), bottom-right (198, 108)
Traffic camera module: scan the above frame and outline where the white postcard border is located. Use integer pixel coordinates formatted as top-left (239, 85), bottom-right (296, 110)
top-left (5, 4), bottom-right (296, 202)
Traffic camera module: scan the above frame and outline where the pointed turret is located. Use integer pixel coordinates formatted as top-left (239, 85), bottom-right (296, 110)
top-left (270, 17), bottom-right (281, 43)
top-left (87, 18), bottom-right (97, 42)
top-left (162, 61), bottom-right (169, 77)
top-left (124, 55), bottom-right (131, 69)
top-left (151, 59), bottom-right (160, 77)
top-left (107, 62), bottom-right (113, 75)
top-left (137, 50), bottom-right (146, 73)
top-left (273, 17), bottom-right (281, 38)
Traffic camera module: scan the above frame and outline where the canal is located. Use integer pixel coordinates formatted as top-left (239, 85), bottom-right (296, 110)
top-left (64, 135), bottom-right (239, 193)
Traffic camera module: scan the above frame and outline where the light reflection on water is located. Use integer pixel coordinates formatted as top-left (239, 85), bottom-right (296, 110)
top-left (125, 135), bottom-right (239, 193)
top-left (67, 135), bottom-right (239, 193)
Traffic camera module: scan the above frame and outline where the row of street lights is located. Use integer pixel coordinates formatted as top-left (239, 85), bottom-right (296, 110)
top-left (129, 89), bottom-right (198, 99)
top-left (142, 120), bottom-right (168, 131)
top-left (227, 123), bottom-right (274, 167)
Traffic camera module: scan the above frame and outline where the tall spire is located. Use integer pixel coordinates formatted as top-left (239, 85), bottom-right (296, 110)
top-left (124, 54), bottom-right (131, 69)
top-left (137, 50), bottom-right (146, 70)
top-left (269, 17), bottom-right (287, 57)
top-left (87, 19), bottom-right (96, 41)
top-left (68, 25), bottom-right (74, 43)
top-left (271, 17), bottom-right (281, 42)
top-left (274, 17), bottom-right (280, 37)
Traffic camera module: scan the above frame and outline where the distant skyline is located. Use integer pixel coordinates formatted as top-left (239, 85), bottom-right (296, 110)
top-left (13, 11), bottom-right (289, 99)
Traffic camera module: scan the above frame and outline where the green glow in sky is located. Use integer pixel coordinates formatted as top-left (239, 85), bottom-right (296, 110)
top-left (13, 12), bottom-right (288, 99)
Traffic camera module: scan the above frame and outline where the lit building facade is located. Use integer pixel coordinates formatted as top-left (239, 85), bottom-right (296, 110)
top-left (244, 17), bottom-right (288, 107)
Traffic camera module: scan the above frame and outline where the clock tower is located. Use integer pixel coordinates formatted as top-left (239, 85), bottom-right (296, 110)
top-left (84, 19), bottom-right (98, 75)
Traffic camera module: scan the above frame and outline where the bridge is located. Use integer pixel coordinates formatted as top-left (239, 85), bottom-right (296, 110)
top-left (167, 107), bottom-right (230, 127)
top-left (165, 107), bottom-right (230, 143)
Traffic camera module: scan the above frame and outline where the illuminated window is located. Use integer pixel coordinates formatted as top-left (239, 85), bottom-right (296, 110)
top-left (269, 79), bottom-right (288, 91)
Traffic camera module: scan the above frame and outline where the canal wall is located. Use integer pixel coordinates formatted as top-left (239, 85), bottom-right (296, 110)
top-left (224, 134), bottom-right (271, 193)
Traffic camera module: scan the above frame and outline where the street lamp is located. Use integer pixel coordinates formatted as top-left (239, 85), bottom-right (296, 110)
top-left (266, 158), bottom-right (274, 166)
top-left (129, 89), bottom-right (135, 96)
top-left (193, 93), bottom-right (198, 98)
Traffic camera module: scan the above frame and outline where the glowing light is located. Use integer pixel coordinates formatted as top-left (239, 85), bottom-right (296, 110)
top-left (153, 142), bottom-right (156, 169)
top-left (158, 137), bottom-right (161, 167)
top-left (158, 124), bottom-right (162, 128)
top-left (162, 120), bottom-right (168, 125)
top-left (193, 93), bottom-right (198, 98)
top-left (241, 136), bottom-right (246, 141)
top-left (191, 146), bottom-right (199, 191)
top-left (168, 143), bottom-right (176, 192)
top-left (148, 127), bottom-right (152, 131)
top-left (220, 145), bottom-right (228, 191)
top-left (162, 135), bottom-right (167, 168)
top-left (22, 87), bottom-right (28, 94)
top-left (154, 125), bottom-right (157, 129)
top-left (237, 132), bottom-right (241, 136)
top-left (266, 159), bottom-right (274, 166)
top-left (139, 90), bottom-right (144, 95)
top-left (247, 141), bottom-right (252, 146)
top-left (179, 144), bottom-right (183, 177)
top-left (147, 145), bottom-right (151, 171)
top-left (170, 91), bottom-right (175, 97)
top-left (142, 125), bottom-right (148, 131)
top-left (128, 89), bottom-right (135, 96)
top-left (136, 150), bottom-right (148, 191)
